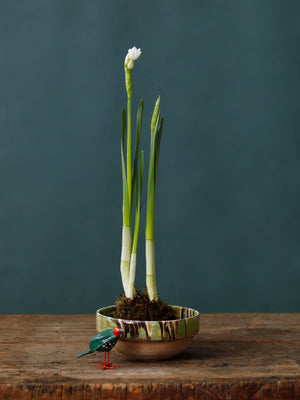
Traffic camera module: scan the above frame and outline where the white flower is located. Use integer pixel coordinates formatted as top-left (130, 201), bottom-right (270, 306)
top-left (125, 46), bottom-right (142, 69)
top-left (128, 46), bottom-right (142, 61)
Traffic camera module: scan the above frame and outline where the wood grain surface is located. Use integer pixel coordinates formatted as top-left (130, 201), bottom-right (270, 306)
top-left (0, 314), bottom-right (299, 399)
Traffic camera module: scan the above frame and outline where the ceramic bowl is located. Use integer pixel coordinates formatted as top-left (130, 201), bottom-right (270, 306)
top-left (96, 305), bottom-right (200, 360)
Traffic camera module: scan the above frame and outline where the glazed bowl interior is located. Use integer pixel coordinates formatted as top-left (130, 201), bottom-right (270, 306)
top-left (96, 305), bottom-right (199, 342)
top-left (98, 305), bottom-right (199, 320)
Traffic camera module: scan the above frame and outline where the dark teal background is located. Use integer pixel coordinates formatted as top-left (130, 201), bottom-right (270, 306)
top-left (0, 1), bottom-right (299, 314)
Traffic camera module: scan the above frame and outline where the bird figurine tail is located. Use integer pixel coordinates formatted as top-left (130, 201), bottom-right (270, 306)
top-left (76, 349), bottom-right (93, 358)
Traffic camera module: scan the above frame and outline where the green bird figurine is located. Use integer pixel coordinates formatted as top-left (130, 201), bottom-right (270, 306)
top-left (76, 326), bottom-right (124, 370)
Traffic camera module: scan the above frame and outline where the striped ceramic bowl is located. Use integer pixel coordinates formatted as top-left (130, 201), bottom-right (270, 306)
top-left (96, 305), bottom-right (200, 360)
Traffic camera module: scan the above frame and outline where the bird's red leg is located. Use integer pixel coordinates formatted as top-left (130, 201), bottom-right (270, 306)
top-left (96, 352), bottom-right (107, 369)
top-left (106, 352), bottom-right (114, 367)
top-left (97, 352), bottom-right (120, 370)
top-left (104, 352), bottom-right (120, 369)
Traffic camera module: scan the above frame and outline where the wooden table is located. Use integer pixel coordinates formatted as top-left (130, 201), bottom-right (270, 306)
top-left (0, 314), bottom-right (299, 399)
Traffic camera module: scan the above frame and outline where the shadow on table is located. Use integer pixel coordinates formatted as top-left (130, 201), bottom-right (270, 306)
top-left (171, 340), bottom-right (269, 363)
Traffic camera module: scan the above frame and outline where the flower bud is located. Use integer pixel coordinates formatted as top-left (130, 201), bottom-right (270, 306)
top-left (127, 59), bottom-right (134, 69)
top-left (125, 46), bottom-right (142, 70)
top-left (128, 46), bottom-right (142, 61)
top-left (124, 46), bottom-right (142, 97)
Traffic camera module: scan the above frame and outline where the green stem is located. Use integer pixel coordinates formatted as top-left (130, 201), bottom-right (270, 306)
top-left (125, 67), bottom-right (133, 214)
top-left (127, 96), bottom-right (132, 212)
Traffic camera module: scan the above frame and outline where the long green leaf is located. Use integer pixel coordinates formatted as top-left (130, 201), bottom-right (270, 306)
top-left (135, 100), bottom-right (144, 162)
top-left (132, 100), bottom-right (144, 208)
top-left (146, 115), bottom-right (160, 239)
top-left (154, 117), bottom-right (164, 189)
top-left (139, 150), bottom-right (144, 211)
top-left (121, 108), bottom-right (130, 225)
top-left (133, 166), bottom-right (138, 211)
top-left (131, 151), bottom-right (144, 255)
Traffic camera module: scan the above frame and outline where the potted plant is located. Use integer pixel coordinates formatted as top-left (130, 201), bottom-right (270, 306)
top-left (96, 47), bottom-right (199, 360)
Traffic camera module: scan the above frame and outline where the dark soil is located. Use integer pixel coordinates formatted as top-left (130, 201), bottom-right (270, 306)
top-left (112, 289), bottom-right (178, 321)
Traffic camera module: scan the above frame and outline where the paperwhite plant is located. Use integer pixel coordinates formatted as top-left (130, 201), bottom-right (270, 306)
top-left (120, 47), bottom-right (164, 300)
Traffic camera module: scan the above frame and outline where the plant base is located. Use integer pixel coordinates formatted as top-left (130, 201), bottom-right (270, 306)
top-left (113, 289), bottom-right (177, 321)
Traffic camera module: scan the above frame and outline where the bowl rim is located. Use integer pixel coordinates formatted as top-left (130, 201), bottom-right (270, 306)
top-left (96, 304), bottom-right (199, 324)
